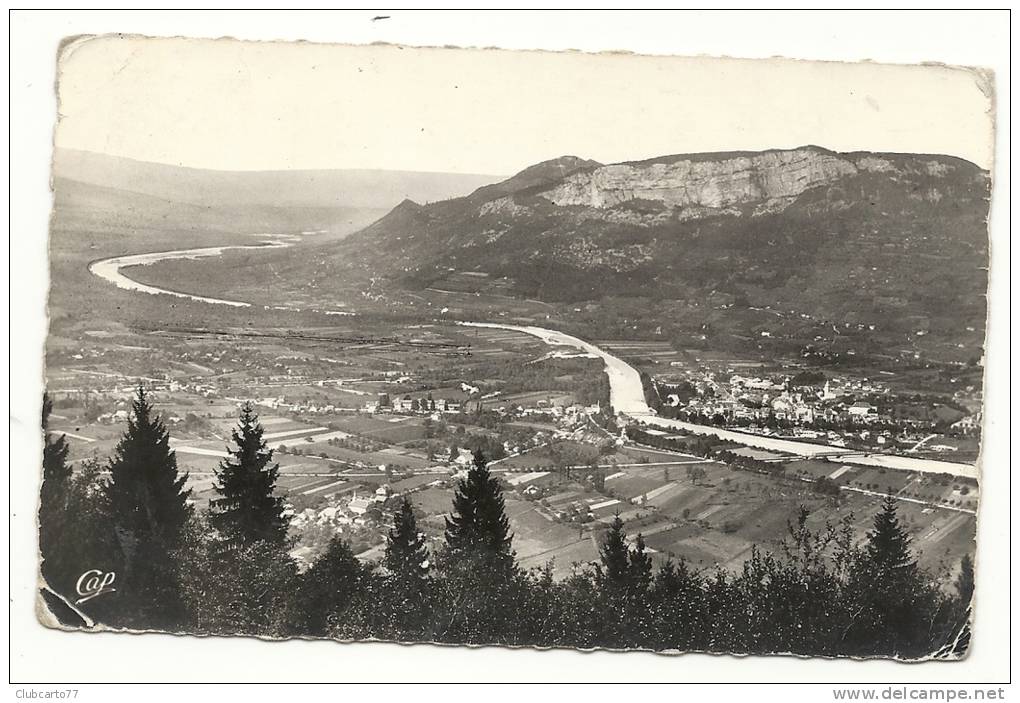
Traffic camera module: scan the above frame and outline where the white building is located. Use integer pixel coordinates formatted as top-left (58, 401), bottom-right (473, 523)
top-left (348, 495), bottom-right (372, 516)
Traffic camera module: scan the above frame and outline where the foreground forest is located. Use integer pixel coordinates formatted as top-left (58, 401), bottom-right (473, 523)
top-left (38, 389), bottom-right (973, 658)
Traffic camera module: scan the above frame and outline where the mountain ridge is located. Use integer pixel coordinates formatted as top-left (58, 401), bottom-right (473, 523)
top-left (306, 145), bottom-right (989, 363)
top-left (53, 148), bottom-right (504, 210)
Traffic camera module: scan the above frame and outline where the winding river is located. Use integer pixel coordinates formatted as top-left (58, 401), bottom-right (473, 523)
top-left (88, 239), bottom-right (294, 307)
top-left (90, 245), bottom-right (979, 480)
top-left (459, 322), bottom-right (979, 479)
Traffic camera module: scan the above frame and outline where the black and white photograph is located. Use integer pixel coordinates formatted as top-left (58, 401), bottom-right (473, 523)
top-left (9, 9), bottom-right (1012, 691)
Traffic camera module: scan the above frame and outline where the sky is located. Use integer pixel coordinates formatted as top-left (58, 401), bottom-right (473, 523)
top-left (54, 35), bottom-right (995, 174)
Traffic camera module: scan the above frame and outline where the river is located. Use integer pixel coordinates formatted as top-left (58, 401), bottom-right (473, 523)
top-left (87, 246), bottom-right (979, 480)
top-left (88, 239), bottom-right (294, 308)
top-left (459, 322), bottom-right (979, 480)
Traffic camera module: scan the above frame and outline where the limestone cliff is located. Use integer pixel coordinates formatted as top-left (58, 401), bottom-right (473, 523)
top-left (318, 145), bottom-right (987, 365)
top-left (539, 147), bottom-right (859, 213)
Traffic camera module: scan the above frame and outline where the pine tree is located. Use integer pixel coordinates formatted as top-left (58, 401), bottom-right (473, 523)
top-left (624, 532), bottom-right (655, 646)
top-left (946, 554), bottom-right (976, 656)
top-left (595, 516), bottom-right (655, 646)
top-left (379, 498), bottom-right (432, 638)
top-left (39, 393), bottom-right (72, 583)
top-left (864, 496), bottom-right (916, 576)
top-left (385, 498), bottom-right (430, 583)
top-left (107, 386), bottom-right (192, 545)
top-left (293, 536), bottom-right (364, 637)
top-left (598, 514), bottom-right (630, 587)
top-left (650, 558), bottom-right (705, 650)
top-left (435, 449), bottom-right (519, 643)
top-left (845, 496), bottom-right (935, 657)
top-left (180, 527), bottom-right (297, 637)
top-left (629, 533), bottom-right (653, 596)
top-left (39, 458), bottom-right (122, 625)
top-left (209, 402), bottom-right (289, 549)
top-left (38, 393), bottom-right (117, 617)
top-left (443, 449), bottom-right (514, 570)
top-left (40, 393), bottom-right (72, 487)
top-left (104, 385), bottom-right (192, 627)
top-left (955, 554), bottom-right (975, 607)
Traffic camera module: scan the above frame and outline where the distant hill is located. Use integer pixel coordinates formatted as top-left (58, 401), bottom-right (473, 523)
top-left (53, 148), bottom-right (502, 210)
top-left (300, 145), bottom-right (990, 363)
top-left (50, 149), bottom-right (503, 252)
top-left (50, 176), bottom-right (388, 240)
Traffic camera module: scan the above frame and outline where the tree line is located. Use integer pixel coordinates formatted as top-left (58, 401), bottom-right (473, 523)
top-left (38, 389), bottom-right (972, 657)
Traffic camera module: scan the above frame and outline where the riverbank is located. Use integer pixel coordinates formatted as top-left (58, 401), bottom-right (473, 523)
top-left (459, 322), bottom-right (979, 480)
top-left (87, 250), bottom-right (979, 481)
top-left (88, 240), bottom-right (293, 307)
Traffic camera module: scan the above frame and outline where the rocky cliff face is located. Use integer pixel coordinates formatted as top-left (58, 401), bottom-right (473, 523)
top-left (311, 145), bottom-right (987, 364)
top-left (540, 147), bottom-right (859, 212)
